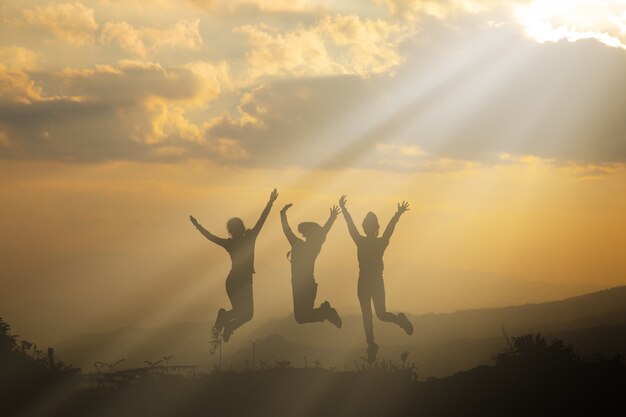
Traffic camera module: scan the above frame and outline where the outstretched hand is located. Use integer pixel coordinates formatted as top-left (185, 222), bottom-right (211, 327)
top-left (269, 188), bottom-right (279, 203)
top-left (339, 195), bottom-right (348, 209)
top-left (281, 203), bottom-right (293, 213)
top-left (189, 215), bottom-right (199, 227)
top-left (397, 201), bottom-right (410, 215)
top-left (329, 204), bottom-right (340, 218)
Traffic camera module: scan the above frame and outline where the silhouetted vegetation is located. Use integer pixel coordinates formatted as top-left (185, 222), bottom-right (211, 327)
top-left (2, 315), bottom-right (625, 417)
top-left (0, 317), bottom-right (79, 416)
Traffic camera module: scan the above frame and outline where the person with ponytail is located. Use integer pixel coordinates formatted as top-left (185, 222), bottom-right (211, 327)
top-left (280, 203), bottom-right (342, 328)
top-left (190, 189), bottom-right (278, 342)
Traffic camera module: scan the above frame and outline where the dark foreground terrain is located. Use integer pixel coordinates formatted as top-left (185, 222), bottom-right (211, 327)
top-left (2, 315), bottom-right (626, 417)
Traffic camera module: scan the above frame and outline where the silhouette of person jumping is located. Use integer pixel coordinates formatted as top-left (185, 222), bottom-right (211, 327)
top-left (190, 189), bottom-right (278, 342)
top-left (280, 203), bottom-right (342, 328)
top-left (338, 195), bottom-right (413, 362)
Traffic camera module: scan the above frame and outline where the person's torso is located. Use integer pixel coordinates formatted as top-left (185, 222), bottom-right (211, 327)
top-left (290, 240), bottom-right (322, 280)
top-left (357, 237), bottom-right (387, 276)
top-left (225, 234), bottom-right (257, 274)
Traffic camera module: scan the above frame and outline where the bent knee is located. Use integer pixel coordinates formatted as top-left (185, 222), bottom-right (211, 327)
top-left (239, 308), bottom-right (253, 323)
top-left (246, 310), bottom-right (254, 321)
top-left (375, 310), bottom-right (394, 321)
top-left (294, 311), bottom-right (307, 324)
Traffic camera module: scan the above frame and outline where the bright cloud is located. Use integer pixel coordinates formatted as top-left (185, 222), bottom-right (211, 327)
top-left (55, 59), bottom-right (229, 144)
top-left (516, 0), bottom-right (626, 50)
top-left (375, 0), bottom-right (500, 21)
top-left (1, 0), bottom-right (625, 166)
top-left (100, 19), bottom-right (204, 57)
top-left (0, 58), bottom-right (234, 161)
top-left (236, 15), bottom-right (412, 81)
top-left (0, 46), bottom-right (45, 104)
top-left (319, 15), bottom-right (413, 76)
top-left (21, 2), bottom-right (99, 46)
top-left (186, 0), bottom-right (331, 13)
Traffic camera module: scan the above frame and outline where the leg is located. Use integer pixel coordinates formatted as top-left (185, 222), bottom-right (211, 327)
top-left (214, 308), bottom-right (227, 332)
top-left (370, 276), bottom-right (399, 324)
top-left (293, 281), bottom-right (326, 324)
top-left (359, 275), bottom-right (379, 363)
top-left (219, 271), bottom-right (237, 323)
top-left (216, 271), bottom-right (237, 329)
top-left (358, 276), bottom-right (375, 347)
top-left (371, 275), bottom-right (413, 335)
top-left (223, 273), bottom-right (254, 341)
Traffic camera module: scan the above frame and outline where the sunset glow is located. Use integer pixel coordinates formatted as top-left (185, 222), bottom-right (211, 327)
top-left (1, 0), bottom-right (625, 373)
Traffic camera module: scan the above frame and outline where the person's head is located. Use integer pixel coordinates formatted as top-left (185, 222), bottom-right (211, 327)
top-left (226, 217), bottom-right (246, 238)
top-left (362, 211), bottom-right (379, 237)
top-left (298, 222), bottom-right (324, 242)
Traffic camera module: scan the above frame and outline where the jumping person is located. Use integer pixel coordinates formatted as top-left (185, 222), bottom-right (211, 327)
top-left (338, 195), bottom-right (413, 362)
top-left (280, 203), bottom-right (342, 328)
top-left (190, 189), bottom-right (278, 342)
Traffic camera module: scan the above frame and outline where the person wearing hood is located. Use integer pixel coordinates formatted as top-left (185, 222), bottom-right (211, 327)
top-left (338, 195), bottom-right (413, 362)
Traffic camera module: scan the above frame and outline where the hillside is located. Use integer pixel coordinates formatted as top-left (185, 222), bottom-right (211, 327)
top-left (55, 286), bottom-right (626, 377)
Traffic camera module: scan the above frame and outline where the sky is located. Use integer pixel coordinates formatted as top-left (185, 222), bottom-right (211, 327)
top-left (0, 0), bottom-right (625, 344)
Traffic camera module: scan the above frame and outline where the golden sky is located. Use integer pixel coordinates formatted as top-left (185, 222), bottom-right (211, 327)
top-left (1, 0), bottom-right (625, 343)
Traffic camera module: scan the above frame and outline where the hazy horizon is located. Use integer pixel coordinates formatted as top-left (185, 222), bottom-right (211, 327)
top-left (2, 282), bottom-right (619, 347)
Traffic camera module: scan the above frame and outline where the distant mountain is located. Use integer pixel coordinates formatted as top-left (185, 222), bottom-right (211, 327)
top-left (55, 286), bottom-right (626, 377)
top-left (244, 286), bottom-right (626, 349)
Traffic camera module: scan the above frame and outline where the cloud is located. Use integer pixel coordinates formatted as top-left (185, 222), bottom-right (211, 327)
top-left (181, 61), bottom-right (233, 105)
top-left (0, 46), bottom-right (45, 104)
top-left (206, 75), bottom-right (400, 168)
top-left (0, 59), bottom-right (233, 161)
top-left (186, 0), bottom-right (331, 14)
top-left (99, 21), bottom-right (146, 56)
top-left (497, 152), bottom-right (626, 180)
top-left (0, 67), bottom-right (45, 105)
top-left (235, 24), bottom-right (338, 80)
top-left (207, 24), bottom-right (626, 169)
top-left (375, 143), bottom-right (439, 170)
top-left (2, 3), bottom-right (625, 168)
top-left (381, 0), bottom-right (626, 53)
top-left (498, 152), bottom-right (553, 166)
top-left (20, 2), bottom-right (99, 46)
top-left (0, 46), bottom-right (39, 71)
top-left (515, 0), bottom-right (626, 51)
top-left (375, 0), bottom-right (502, 21)
top-left (376, 143), bottom-right (426, 157)
top-left (560, 161), bottom-right (626, 180)
top-left (56, 59), bottom-right (229, 106)
top-left (235, 14), bottom-right (413, 81)
top-left (100, 19), bottom-right (204, 57)
top-left (319, 15), bottom-right (414, 76)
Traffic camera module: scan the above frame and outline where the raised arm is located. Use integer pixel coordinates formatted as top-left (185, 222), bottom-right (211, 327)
top-left (189, 215), bottom-right (228, 247)
top-left (338, 195), bottom-right (362, 243)
top-left (280, 204), bottom-right (300, 245)
top-left (251, 188), bottom-right (279, 235)
top-left (322, 204), bottom-right (340, 238)
top-left (382, 201), bottom-right (409, 243)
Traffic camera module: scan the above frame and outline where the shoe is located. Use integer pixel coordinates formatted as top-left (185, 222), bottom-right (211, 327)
top-left (214, 308), bottom-right (227, 332)
top-left (397, 313), bottom-right (413, 336)
top-left (326, 307), bottom-right (342, 329)
top-left (367, 343), bottom-right (379, 364)
top-left (222, 325), bottom-right (233, 343)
